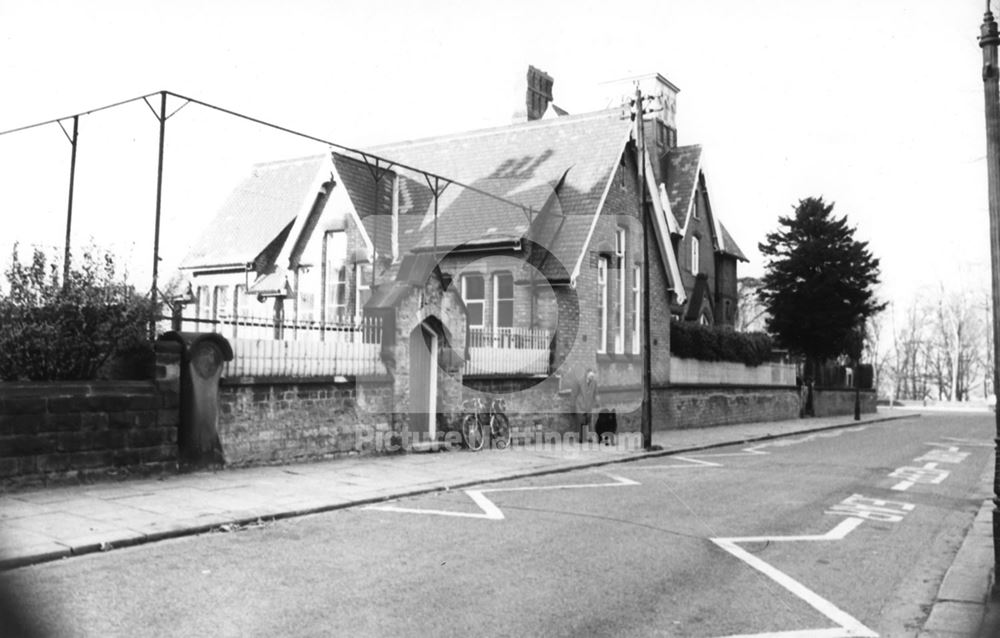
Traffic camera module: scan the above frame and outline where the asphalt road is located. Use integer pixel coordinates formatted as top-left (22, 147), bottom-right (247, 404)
top-left (2, 412), bottom-right (994, 637)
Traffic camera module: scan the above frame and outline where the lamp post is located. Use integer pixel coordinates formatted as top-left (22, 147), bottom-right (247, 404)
top-left (978, 2), bottom-right (1000, 594)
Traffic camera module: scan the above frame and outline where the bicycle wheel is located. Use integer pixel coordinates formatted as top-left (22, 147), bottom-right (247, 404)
top-left (490, 413), bottom-right (511, 449)
top-left (462, 414), bottom-right (484, 451)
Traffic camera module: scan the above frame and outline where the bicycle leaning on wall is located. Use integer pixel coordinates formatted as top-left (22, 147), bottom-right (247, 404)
top-left (460, 396), bottom-right (511, 451)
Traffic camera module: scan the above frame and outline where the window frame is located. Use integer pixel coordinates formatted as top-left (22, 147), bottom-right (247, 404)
top-left (597, 256), bottom-right (609, 354)
top-left (323, 230), bottom-right (349, 324)
top-left (632, 265), bottom-right (641, 355)
top-left (461, 273), bottom-right (486, 330)
top-left (615, 229), bottom-right (626, 354)
top-left (691, 238), bottom-right (700, 276)
top-left (355, 263), bottom-right (371, 321)
top-left (492, 272), bottom-right (514, 331)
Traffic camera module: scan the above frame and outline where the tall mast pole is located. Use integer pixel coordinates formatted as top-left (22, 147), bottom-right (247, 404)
top-left (978, 2), bottom-right (1000, 591)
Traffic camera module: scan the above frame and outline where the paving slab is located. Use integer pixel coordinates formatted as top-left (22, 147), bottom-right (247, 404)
top-left (921, 601), bottom-right (985, 636)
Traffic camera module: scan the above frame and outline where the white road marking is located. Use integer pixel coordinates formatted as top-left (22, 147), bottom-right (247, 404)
top-left (362, 473), bottom-right (639, 520)
top-left (939, 437), bottom-right (994, 448)
top-left (917, 447), bottom-right (969, 464)
top-left (695, 427), bottom-right (869, 461)
top-left (888, 465), bottom-right (949, 485)
top-left (890, 480), bottom-right (914, 492)
top-left (826, 494), bottom-right (915, 521)
top-left (712, 517), bottom-right (877, 638)
top-left (628, 456), bottom-right (722, 469)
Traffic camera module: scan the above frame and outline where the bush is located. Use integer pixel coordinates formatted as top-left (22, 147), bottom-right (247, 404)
top-left (0, 246), bottom-right (158, 381)
top-left (670, 321), bottom-right (773, 367)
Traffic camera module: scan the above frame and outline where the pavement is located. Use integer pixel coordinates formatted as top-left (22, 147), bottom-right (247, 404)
top-left (0, 407), bottom-right (995, 635)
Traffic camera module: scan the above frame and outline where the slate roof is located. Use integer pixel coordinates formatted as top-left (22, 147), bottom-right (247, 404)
top-left (663, 144), bottom-right (748, 262)
top-left (662, 145), bottom-right (701, 230)
top-left (719, 222), bottom-right (748, 262)
top-left (180, 155), bottom-right (331, 270)
top-left (367, 110), bottom-right (634, 281)
top-left (331, 153), bottom-right (395, 258)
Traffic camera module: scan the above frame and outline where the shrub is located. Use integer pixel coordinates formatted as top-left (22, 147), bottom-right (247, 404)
top-left (0, 245), bottom-right (158, 381)
top-left (669, 321), bottom-right (773, 367)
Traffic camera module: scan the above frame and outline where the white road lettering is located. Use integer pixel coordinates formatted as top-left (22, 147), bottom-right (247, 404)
top-left (825, 494), bottom-right (914, 522)
top-left (889, 465), bottom-right (950, 485)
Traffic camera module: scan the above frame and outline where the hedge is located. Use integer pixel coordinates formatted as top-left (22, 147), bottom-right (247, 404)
top-left (669, 321), bottom-right (773, 367)
top-left (0, 246), bottom-right (157, 381)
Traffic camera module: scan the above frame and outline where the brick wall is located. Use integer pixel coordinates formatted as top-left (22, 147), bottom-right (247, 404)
top-left (653, 385), bottom-right (801, 430)
top-left (217, 378), bottom-right (394, 465)
top-left (813, 388), bottom-right (877, 417)
top-left (0, 345), bottom-right (181, 484)
top-left (462, 376), bottom-right (573, 434)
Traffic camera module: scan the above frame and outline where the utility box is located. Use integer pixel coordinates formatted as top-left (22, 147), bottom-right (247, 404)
top-left (157, 331), bottom-right (233, 466)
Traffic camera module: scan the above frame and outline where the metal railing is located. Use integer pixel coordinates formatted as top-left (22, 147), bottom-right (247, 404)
top-left (465, 326), bottom-right (552, 376)
top-left (172, 312), bottom-right (385, 377)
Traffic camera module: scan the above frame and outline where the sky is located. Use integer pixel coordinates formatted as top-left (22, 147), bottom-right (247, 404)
top-left (0, 0), bottom-right (994, 308)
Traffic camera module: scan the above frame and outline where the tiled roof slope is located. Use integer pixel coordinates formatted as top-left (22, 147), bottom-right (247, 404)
top-left (331, 153), bottom-right (395, 258)
top-left (368, 111), bottom-right (633, 280)
top-left (181, 155), bottom-right (330, 269)
top-left (663, 145), bottom-right (701, 230)
top-left (719, 222), bottom-right (748, 261)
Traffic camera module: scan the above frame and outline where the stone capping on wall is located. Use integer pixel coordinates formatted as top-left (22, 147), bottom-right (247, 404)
top-left (220, 373), bottom-right (391, 386)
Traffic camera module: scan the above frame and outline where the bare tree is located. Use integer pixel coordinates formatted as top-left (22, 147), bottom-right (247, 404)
top-left (735, 276), bottom-right (768, 333)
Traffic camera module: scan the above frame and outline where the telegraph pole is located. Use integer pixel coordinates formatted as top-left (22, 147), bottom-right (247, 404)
top-left (978, 2), bottom-right (1000, 592)
top-left (634, 85), bottom-right (653, 450)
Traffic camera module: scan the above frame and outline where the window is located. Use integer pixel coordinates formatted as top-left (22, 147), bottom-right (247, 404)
top-left (462, 274), bottom-right (485, 328)
top-left (691, 239), bottom-right (700, 276)
top-left (632, 265), bottom-right (641, 355)
top-left (324, 231), bottom-right (348, 323)
top-left (355, 263), bottom-right (372, 320)
top-left (196, 285), bottom-right (211, 321)
top-left (597, 257), bottom-right (608, 354)
top-left (493, 273), bottom-right (514, 330)
top-left (298, 268), bottom-right (316, 324)
top-left (615, 229), bottom-right (626, 353)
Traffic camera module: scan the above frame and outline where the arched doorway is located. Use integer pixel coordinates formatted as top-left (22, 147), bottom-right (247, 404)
top-left (408, 321), bottom-right (439, 439)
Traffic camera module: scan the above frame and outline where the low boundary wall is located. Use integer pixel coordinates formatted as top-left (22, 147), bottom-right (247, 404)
top-left (217, 377), bottom-right (394, 465)
top-left (0, 379), bottom-right (179, 484)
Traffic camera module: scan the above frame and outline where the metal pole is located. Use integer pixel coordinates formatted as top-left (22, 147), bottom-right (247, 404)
top-left (151, 91), bottom-right (167, 336)
top-left (636, 86), bottom-right (653, 450)
top-left (978, 5), bottom-right (1000, 595)
top-left (62, 115), bottom-right (79, 283)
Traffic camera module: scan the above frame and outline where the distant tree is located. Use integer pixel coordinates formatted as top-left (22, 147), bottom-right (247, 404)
top-left (734, 276), bottom-right (768, 333)
top-left (758, 197), bottom-right (887, 399)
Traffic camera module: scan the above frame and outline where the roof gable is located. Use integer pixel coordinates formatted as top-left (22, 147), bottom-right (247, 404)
top-left (366, 111), bottom-right (635, 276)
top-left (180, 155), bottom-right (332, 270)
top-left (663, 145), bottom-right (702, 233)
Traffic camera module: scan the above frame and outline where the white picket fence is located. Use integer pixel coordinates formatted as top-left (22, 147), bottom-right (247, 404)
top-left (465, 327), bottom-right (551, 376)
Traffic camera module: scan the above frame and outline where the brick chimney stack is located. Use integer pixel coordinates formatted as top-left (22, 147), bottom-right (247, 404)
top-left (526, 66), bottom-right (554, 121)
